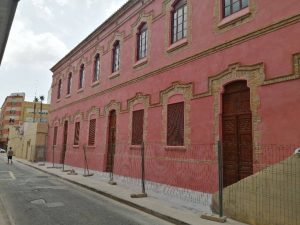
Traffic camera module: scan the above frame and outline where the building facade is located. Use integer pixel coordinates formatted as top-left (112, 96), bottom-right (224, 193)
top-left (48, 0), bottom-right (300, 197)
top-left (0, 93), bottom-right (25, 149)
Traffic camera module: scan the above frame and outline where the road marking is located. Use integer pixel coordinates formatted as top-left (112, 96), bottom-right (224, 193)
top-left (0, 171), bottom-right (16, 180)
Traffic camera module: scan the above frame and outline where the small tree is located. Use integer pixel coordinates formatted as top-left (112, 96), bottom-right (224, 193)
top-left (39, 95), bottom-right (45, 122)
top-left (33, 96), bottom-right (39, 122)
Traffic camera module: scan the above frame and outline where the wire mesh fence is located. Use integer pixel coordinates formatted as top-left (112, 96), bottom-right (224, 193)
top-left (43, 141), bottom-right (299, 225)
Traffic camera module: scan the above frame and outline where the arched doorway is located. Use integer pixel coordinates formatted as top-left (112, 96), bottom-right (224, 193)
top-left (222, 80), bottom-right (253, 187)
top-left (106, 110), bottom-right (116, 172)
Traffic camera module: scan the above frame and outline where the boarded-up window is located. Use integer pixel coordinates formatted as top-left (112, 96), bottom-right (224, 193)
top-left (88, 119), bottom-right (96, 146)
top-left (53, 126), bottom-right (58, 145)
top-left (131, 109), bottom-right (144, 145)
top-left (74, 122), bottom-right (80, 145)
top-left (167, 102), bottom-right (184, 146)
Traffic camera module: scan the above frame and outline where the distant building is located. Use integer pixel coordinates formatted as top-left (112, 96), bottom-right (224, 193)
top-left (0, 93), bottom-right (50, 149)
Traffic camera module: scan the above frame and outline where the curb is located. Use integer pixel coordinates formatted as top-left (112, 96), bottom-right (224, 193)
top-left (17, 161), bottom-right (190, 225)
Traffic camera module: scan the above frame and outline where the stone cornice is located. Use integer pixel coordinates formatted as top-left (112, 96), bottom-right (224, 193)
top-left (50, 12), bottom-right (300, 113)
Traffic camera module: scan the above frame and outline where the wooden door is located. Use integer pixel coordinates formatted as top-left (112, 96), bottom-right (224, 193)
top-left (222, 81), bottom-right (253, 187)
top-left (61, 120), bottom-right (68, 164)
top-left (106, 110), bottom-right (116, 172)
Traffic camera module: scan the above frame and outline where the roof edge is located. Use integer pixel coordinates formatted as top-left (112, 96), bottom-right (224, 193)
top-left (50, 0), bottom-right (139, 73)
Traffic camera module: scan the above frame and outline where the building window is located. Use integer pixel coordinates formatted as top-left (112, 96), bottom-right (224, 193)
top-left (57, 79), bottom-right (62, 99)
top-left (137, 23), bottom-right (148, 60)
top-left (53, 126), bottom-right (58, 146)
top-left (112, 41), bottom-right (120, 73)
top-left (171, 0), bottom-right (187, 44)
top-left (131, 109), bottom-right (144, 145)
top-left (74, 122), bottom-right (80, 145)
top-left (93, 54), bottom-right (100, 82)
top-left (88, 119), bottom-right (96, 146)
top-left (223, 0), bottom-right (249, 17)
top-left (79, 64), bottom-right (85, 89)
top-left (167, 102), bottom-right (184, 146)
top-left (67, 73), bottom-right (72, 95)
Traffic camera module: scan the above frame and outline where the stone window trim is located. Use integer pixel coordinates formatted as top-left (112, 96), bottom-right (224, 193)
top-left (127, 93), bottom-right (150, 147)
top-left (131, 12), bottom-right (153, 69)
top-left (161, 82), bottom-right (192, 149)
top-left (164, 0), bottom-right (192, 54)
top-left (214, 0), bottom-right (255, 31)
top-left (222, 0), bottom-right (249, 18)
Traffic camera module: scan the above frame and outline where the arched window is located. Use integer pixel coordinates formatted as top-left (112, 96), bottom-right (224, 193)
top-left (223, 0), bottom-right (249, 18)
top-left (67, 72), bottom-right (72, 95)
top-left (171, 0), bottom-right (187, 44)
top-left (93, 54), bottom-right (100, 82)
top-left (137, 23), bottom-right (148, 60)
top-left (112, 41), bottom-right (120, 73)
top-left (79, 64), bottom-right (85, 89)
top-left (57, 79), bottom-right (62, 99)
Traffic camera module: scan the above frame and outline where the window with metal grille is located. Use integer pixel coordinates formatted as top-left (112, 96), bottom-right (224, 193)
top-left (57, 79), bottom-right (62, 99)
top-left (223, 0), bottom-right (248, 17)
top-left (137, 23), bottom-right (148, 60)
top-left (171, 0), bottom-right (187, 44)
top-left (131, 109), bottom-right (144, 145)
top-left (167, 102), bottom-right (184, 146)
top-left (93, 54), bottom-right (100, 82)
top-left (67, 73), bottom-right (72, 95)
top-left (53, 126), bottom-right (58, 145)
top-left (79, 64), bottom-right (85, 89)
top-left (88, 119), bottom-right (96, 146)
top-left (112, 41), bottom-right (120, 72)
top-left (73, 122), bottom-right (80, 145)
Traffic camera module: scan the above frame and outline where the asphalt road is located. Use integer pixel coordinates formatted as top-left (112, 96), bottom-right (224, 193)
top-left (0, 154), bottom-right (172, 225)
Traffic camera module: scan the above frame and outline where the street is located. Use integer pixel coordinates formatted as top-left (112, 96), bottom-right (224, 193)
top-left (0, 155), bottom-right (172, 225)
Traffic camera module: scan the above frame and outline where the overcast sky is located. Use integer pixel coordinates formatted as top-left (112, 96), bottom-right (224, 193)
top-left (0, 0), bottom-right (127, 105)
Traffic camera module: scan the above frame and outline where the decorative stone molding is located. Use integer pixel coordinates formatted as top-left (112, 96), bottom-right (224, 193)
top-left (85, 106), bottom-right (101, 121)
top-left (127, 92), bottom-right (150, 145)
top-left (72, 111), bottom-right (84, 124)
top-left (163, 0), bottom-right (192, 54)
top-left (160, 82), bottom-right (193, 146)
top-left (208, 63), bottom-right (264, 160)
top-left (51, 117), bottom-right (60, 128)
top-left (60, 113), bottom-right (72, 125)
top-left (108, 32), bottom-right (125, 50)
top-left (213, 0), bottom-right (256, 32)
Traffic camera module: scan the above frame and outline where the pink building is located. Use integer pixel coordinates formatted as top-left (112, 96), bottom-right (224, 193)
top-left (49, 0), bottom-right (300, 196)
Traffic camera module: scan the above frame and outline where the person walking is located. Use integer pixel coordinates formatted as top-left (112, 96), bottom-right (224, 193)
top-left (7, 147), bottom-right (13, 164)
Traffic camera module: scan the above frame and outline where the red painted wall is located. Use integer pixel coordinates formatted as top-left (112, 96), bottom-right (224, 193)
top-left (48, 0), bottom-right (300, 193)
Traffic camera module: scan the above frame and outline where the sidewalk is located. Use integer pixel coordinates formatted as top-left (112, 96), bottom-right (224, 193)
top-left (16, 158), bottom-right (247, 225)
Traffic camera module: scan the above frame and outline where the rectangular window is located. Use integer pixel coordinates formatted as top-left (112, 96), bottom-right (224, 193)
top-left (137, 24), bottom-right (148, 60)
top-left (131, 109), bottom-right (144, 145)
top-left (223, 0), bottom-right (248, 17)
top-left (67, 73), bottom-right (72, 95)
top-left (53, 126), bottom-right (58, 145)
top-left (57, 79), bottom-right (62, 99)
top-left (112, 42), bottom-right (120, 72)
top-left (74, 122), bottom-right (80, 145)
top-left (172, 1), bottom-right (187, 43)
top-left (88, 119), bottom-right (96, 146)
top-left (93, 54), bottom-right (100, 82)
top-left (79, 65), bottom-right (85, 89)
top-left (167, 102), bottom-right (184, 146)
